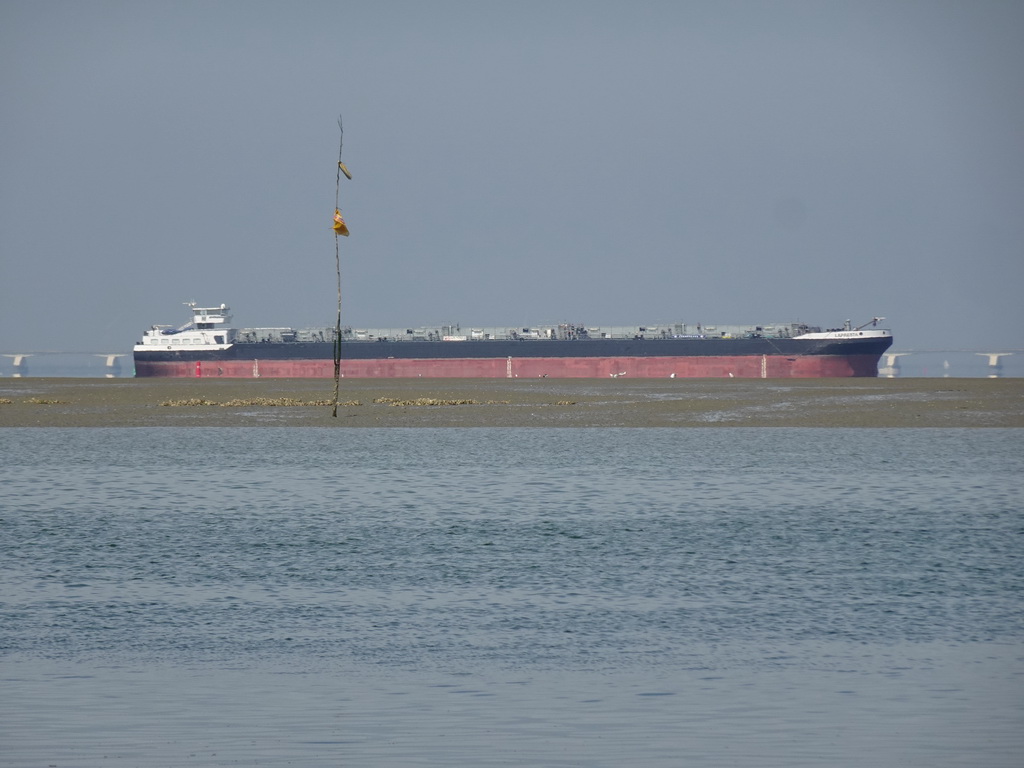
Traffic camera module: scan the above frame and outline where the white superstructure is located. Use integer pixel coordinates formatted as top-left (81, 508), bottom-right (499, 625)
top-left (793, 317), bottom-right (893, 342)
top-left (134, 302), bottom-right (236, 351)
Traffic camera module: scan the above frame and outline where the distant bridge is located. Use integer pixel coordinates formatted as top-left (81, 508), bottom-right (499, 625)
top-left (880, 350), bottom-right (1020, 378)
top-left (1, 352), bottom-right (130, 378)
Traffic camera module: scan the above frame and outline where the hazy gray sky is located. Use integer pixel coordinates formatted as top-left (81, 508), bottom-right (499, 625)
top-left (2, 0), bottom-right (1022, 353)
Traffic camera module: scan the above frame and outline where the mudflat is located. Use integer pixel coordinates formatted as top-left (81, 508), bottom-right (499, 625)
top-left (1, 377), bottom-right (1021, 428)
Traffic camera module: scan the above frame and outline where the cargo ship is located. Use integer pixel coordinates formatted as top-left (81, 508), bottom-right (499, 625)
top-left (132, 302), bottom-right (893, 378)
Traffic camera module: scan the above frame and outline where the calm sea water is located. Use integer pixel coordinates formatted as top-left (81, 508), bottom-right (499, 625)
top-left (1, 427), bottom-right (1021, 767)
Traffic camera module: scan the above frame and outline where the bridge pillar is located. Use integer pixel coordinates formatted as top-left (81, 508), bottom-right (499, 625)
top-left (879, 352), bottom-right (911, 378)
top-left (95, 354), bottom-right (128, 378)
top-left (976, 353), bottom-right (1012, 378)
top-left (2, 354), bottom-right (32, 377)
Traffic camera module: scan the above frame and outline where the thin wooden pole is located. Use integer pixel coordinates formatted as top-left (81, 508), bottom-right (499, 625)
top-left (332, 233), bottom-right (341, 417)
top-left (332, 117), bottom-right (344, 418)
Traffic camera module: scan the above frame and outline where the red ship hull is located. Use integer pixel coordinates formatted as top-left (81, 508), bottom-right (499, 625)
top-left (134, 353), bottom-right (884, 379)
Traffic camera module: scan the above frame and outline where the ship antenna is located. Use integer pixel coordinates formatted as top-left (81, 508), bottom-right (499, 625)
top-left (332, 115), bottom-right (352, 417)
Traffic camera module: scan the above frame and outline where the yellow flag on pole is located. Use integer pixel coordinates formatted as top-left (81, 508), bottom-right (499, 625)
top-left (333, 209), bottom-right (350, 236)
